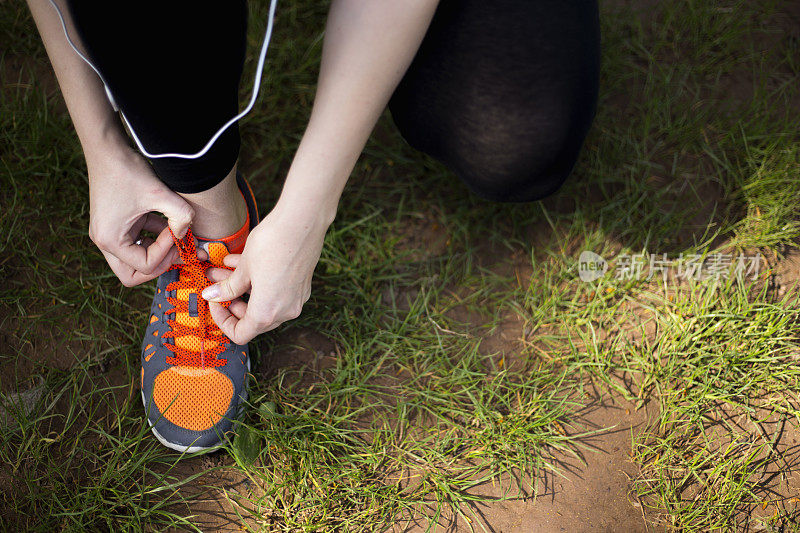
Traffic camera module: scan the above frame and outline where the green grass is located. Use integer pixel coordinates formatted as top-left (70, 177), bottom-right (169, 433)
top-left (2, 0), bottom-right (800, 530)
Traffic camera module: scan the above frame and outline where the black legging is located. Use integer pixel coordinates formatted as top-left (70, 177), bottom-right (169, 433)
top-left (65, 0), bottom-right (600, 202)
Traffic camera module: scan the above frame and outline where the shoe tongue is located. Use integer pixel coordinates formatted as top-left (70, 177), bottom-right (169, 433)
top-left (198, 240), bottom-right (233, 268)
top-left (196, 214), bottom-right (250, 267)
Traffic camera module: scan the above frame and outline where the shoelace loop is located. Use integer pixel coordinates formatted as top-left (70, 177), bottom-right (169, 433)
top-left (161, 227), bottom-right (233, 368)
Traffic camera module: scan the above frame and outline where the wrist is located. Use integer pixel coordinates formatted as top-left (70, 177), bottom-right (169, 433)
top-left (271, 192), bottom-right (337, 236)
top-left (274, 168), bottom-right (343, 231)
top-left (81, 120), bottom-right (129, 162)
top-left (84, 139), bottom-right (148, 188)
top-left (274, 143), bottom-right (351, 230)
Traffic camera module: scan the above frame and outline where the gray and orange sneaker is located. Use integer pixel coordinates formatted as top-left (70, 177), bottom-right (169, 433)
top-left (140, 173), bottom-right (259, 452)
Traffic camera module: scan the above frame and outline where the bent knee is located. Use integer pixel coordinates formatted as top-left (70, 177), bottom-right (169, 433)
top-left (443, 93), bottom-right (595, 203)
top-left (460, 165), bottom-right (573, 203)
top-left (447, 123), bottom-right (589, 203)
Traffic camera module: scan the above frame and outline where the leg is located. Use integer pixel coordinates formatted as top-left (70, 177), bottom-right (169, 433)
top-left (64, 1), bottom-right (258, 453)
top-left (65, 0), bottom-right (248, 237)
top-left (389, 0), bottom-right (600, 202)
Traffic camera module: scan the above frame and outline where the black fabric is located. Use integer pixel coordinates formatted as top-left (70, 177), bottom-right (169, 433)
top-left (188, 293), bottom-right (198, 317)
top-left (66, 0), bottom-right (600, 201)
top-left (65, 0), bottom-right (248, 193)
top-left (390, 0), bottom-right (600, 202)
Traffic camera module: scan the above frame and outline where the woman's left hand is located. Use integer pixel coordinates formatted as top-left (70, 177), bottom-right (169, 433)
top-left (202, 205), bottom-right (328, 345)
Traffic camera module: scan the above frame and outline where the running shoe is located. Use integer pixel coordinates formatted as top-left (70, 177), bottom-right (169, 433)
top-left (140, 173), bottom-right (258, 452)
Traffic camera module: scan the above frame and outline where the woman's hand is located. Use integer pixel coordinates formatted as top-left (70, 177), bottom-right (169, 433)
top-left (199, 0), bottom-right (439, 344)
top-left (26, 0), bottom-right (193, 287)
top-left (27, 0), bottom-right (195, 287)
top-left (202, 204), bottom-right (327, 344)
top-left (86, 146), bottom-right (194, 286)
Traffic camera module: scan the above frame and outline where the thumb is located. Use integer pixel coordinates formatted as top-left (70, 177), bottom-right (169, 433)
top-left (149, 189), bottom-right (194, 239)
top-left (202, 266), bottom-right (250, 302)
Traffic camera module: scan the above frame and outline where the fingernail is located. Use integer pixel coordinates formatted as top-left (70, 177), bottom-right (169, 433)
top-left (202, 285), bottom-right (219, 300)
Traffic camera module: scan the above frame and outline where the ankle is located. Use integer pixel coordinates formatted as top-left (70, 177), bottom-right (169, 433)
top-left (179, 165), bottom-right (247, 240)
top-left (189, 192), bottom-right (247, 240)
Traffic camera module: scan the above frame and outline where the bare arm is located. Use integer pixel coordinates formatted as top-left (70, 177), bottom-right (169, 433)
top-left (206, 0), bottom-right (440, 343)
top-left (276, 0), bottom-right (440, 225)
top-left (26, 0), bottom-right (125, 160)
top-left (26, 0), bottom-right (193, 285)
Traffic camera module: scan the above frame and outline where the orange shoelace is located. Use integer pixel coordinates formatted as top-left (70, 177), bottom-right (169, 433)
top-left (162, 227), bottom-right (232, 368)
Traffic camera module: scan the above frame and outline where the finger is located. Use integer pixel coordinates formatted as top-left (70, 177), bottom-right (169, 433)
top-left (205, 266), bottom-right (234, 283)
top-left (102, 249), bottom-right (175, 287)
top-left (202, 265), bottom-right (251, 302)
top-left (209, 301), bottom-right (264, 345)
top-left (102, 250), bottom-right (136, 285)
top-left (112, 225), bottom-right (176, 274)
top-left (147, 246), bottom-right (179, 278)
top-left (228, 298), bottom-right (247, 318)
top-left (141, 212), bottom-right (168, 235)
top-left (207, 298), bottom-right (246, 327)
top-left (147, 189), bottom-right (194, 239)
top-left (222, 253), bottom-right (241, 268)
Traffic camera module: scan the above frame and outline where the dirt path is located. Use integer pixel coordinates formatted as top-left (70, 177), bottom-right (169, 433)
top-left (394, 390), bottom-right (659, 532)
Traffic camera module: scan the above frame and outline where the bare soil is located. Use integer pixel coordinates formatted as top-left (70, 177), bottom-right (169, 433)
top-left (395, 391), bottom-right (660, 533)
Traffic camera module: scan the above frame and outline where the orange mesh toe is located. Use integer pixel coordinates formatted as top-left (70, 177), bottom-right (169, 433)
top-left (153, 367), bottom-right (234, 431)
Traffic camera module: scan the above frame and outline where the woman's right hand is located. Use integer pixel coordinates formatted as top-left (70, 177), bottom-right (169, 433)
top-left (86, 146), bottom-right (195, 287)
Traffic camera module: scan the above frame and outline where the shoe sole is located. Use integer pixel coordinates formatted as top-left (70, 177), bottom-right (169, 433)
top-left (141, 357), bottom-right (251, 454)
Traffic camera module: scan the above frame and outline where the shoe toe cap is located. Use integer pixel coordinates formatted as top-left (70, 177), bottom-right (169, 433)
top-left (144, 366), bottom-right (242, 450)
top-left (151, 366), bottom-right (234, 430)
